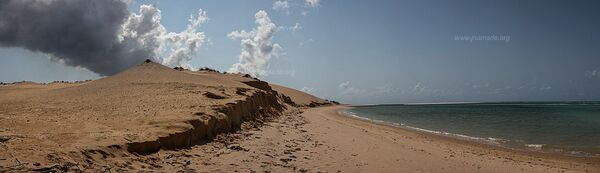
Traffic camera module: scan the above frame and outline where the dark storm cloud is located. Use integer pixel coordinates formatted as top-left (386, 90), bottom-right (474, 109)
top-left (0, 0), bottom-right (201, 76)
top-left (0, 0), bottom-right (145, 75)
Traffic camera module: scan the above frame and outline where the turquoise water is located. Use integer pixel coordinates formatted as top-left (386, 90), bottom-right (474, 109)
top-left (346, 102), bottom-right (600, 157)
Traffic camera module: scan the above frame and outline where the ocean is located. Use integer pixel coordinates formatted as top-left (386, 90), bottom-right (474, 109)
top-left (344, 102), bottom-right (600, 157)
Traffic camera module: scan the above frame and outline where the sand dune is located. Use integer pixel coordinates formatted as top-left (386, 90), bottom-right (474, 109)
top-left (0, 61), bottom-right (329, 172)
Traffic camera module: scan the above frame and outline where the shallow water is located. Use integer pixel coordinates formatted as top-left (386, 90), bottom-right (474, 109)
top-left (346, 102), bottom-right (600, 157)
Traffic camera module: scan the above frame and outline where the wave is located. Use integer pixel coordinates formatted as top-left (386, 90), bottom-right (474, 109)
top-left (341, 109), bottom-right (508, 145)
top-left (339, 109), bottom-right (372, 121)
top-left (525, 144), bottom-right (545, 150)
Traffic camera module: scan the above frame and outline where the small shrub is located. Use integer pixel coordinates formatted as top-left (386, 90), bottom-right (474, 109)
top-left (198, 67), bottom-right (220, 73)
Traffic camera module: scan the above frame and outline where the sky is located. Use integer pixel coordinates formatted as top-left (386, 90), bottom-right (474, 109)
top-left (1, 0), bottom-right (600, 104)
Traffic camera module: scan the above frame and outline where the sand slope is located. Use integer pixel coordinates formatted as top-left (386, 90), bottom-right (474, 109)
top-left (270, 84), bottom-right (327, 107)
top-left (0, 62), bottom-right (327, 171)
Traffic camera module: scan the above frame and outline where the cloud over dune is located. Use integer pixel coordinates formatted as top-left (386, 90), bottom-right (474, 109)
top-left (0, 0), bottom-right (207, 76)
top-left (122, 4), bottom-right (208, 70)
top-left (228, 10), bottom-right (282, 77)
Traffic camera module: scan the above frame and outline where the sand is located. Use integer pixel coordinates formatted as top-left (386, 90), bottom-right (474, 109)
top-left (295, 106), bottom-right (600, 172)
top-left (1, 61), bottom-right (598, 172)
top-left (134, 105), bottom-right (599, 172)
top-left (269, 84), bottom-right (327, 107)
top-left (0, 61), bottom-right (327, 171)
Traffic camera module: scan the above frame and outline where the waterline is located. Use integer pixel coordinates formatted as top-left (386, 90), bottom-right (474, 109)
top-left (342, 102), bottom-right (600, 158)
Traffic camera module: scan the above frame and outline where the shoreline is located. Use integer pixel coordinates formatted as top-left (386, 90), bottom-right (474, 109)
top-left (339, 105), bottom-right (600, 159)
top-left (298, 105), bottom-right (600, 172)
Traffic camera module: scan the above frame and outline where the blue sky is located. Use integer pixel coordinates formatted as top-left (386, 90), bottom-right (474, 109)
top-left (1, 0), bottom-right (600, 104)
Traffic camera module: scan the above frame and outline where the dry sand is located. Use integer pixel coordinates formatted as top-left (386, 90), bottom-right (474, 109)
top-left (0, 61), bottom-right (327, 172)
top-left (1, 61), bottom-right (598, 172)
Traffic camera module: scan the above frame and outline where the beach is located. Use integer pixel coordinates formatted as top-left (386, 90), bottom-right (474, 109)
top-left (2, 1), bottom-right (600, 172)
top-left (140, 105), bottom-right (600, 172)
top-left (291, 106), bottom-right (600, 172)
top-left (1, 62), bottom-right (599, 172)
top-left (130, 105), bottom-right (600, 172)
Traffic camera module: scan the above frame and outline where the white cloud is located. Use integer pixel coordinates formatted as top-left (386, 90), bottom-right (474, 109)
top-left (120, 5), bottom-right (208, 70)
top-left (301, 11), bottom-right (309, 16)
top-left (278, 23), bottom-right (302, 32)
top-left (272, 1), bottom-right (290, 13)
top-left (300, 86), bottom-right (314, 93)
top-left (338, 81), bottom-right (362, 95)
top-left (290, 23), bottom-right (302, 32)
top-left (306, 0), bottom-right (320, 8)
top-left (228, 10), bottom-right (282, 77)
top-left (338, 81), bottom-right (350, 89)
top-left (227, 30), bottom-right (252, 39)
